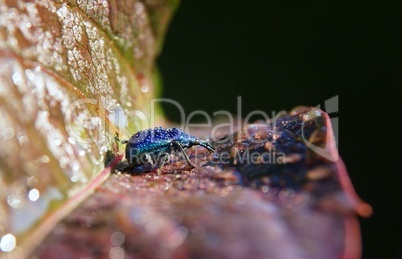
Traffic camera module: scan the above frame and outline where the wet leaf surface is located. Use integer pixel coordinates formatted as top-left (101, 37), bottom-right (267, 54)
top-left (0, 0), bottom-right (177, 257)
top-left (34, 108), bottom-right (371, 259)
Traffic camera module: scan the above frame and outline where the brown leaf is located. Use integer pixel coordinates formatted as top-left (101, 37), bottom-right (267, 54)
top-left (34, 108), bottom-right (371, 259)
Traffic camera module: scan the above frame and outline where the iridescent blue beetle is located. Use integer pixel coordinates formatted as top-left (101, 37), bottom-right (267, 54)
top-left (116, 127), bottom-right (215, 169)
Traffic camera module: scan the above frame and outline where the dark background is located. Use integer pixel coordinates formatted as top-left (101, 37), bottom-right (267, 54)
top-left (157, 1), bottom-right (402, 258)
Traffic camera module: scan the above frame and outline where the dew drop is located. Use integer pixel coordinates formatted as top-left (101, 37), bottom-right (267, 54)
top-left (54, 139), bottom-right (62, 146)
top-left (18, 135), bottom-right (28, 146)
top-left (3, 127), bottom-right (15, 139)
top-left (8, 11), bottom-right (15, 19)
top-left (100, 145), bottom-right (108, 153)
top-left (6, 195), bottom-right (21, 208)
top-left (68, 137), bottom-right (76, 144)
top-left (109, 247), bottom-right (124, 259)
top-left (72, 163), bottom-right (80, 172)
top-left (28, 189), bottom-right (40, 201)
top-left (111, 231), bottom-right (125, 246)
top-left (91, 117), bottom-right (100, 126)
top-left (0, 233), bottom-right (16, 252)
top-left (140, 85), bottom-right (149, 93)
top-left (279, 188), bottom-right (295, 199)
top-left (27, 176), bottom-right (38, 187)
top-left (38, 155), bottom-right (50, 163)
top-left (261, 186), bottom-right (269, 193)
top-left (314, 109), bottom-right (321, 117)
top-left (132, 210), bottom-right (146, 225)
top-left (12, 73), bottom-right (22, 85)
top-left (169, 226), bottom-right (188, 248)
top-left (81, 176), bottom-right (88, 183)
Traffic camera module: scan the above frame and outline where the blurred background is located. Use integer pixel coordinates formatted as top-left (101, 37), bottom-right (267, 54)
top-left (157, 1), bottom-right (402, 258)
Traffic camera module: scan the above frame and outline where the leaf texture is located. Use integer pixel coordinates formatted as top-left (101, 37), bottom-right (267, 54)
top-left (0, 0), bottom-right (177, 257)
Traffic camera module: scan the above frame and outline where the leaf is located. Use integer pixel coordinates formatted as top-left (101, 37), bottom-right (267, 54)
top-left (33, 107), bottom-right (371, 259)
top-left (0, 0), bottom-right (178, 257)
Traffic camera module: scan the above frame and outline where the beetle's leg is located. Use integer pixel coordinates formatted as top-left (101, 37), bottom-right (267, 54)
top-left (156, 152), bottom-right (170, 175)
top-left (113, 160), bottom-right (130, 174)
top-left (160, 152), bottom-right (170, 165)
top-left (115, 133), bottom-right (129, 144)
top-left (172, 140), bottom-right (195, 169)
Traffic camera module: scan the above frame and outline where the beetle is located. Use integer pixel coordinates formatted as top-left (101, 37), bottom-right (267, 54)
top-left (116, 127), bottom-right (215, 170)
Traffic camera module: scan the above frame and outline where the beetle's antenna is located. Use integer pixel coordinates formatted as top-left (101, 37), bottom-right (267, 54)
top-left (198, 140), bottom-right (215, 152)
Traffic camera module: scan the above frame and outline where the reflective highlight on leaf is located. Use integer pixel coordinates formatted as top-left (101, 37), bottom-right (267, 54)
top-left (0, 0), bottom-right (177, 257)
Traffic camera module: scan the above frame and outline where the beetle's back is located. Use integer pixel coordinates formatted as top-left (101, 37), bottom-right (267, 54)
top-left (125, 127), bottom-right (185, 155)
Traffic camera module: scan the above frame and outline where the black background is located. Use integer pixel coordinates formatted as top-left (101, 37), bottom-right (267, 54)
top-left (157, 1), bottom-right (402, 258)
